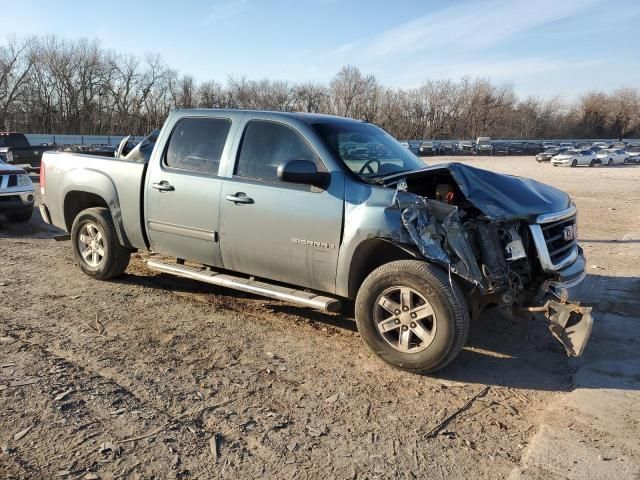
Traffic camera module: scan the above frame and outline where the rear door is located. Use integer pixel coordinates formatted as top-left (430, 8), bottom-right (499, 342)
top-left (145, 116), bottom-right (233, 267)
top-left (218, 119), bottom-right (344, 293)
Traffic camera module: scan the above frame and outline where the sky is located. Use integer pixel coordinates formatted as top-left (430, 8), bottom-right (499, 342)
top-left (4, 0), bottom-right (640, 100)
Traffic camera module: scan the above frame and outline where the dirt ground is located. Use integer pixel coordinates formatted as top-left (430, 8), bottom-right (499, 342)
top-left (1, 156), bottom-right (638, 479)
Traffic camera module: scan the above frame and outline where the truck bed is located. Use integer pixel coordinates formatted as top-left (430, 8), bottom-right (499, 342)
top-left (41, 151), bottom-right (148, 249)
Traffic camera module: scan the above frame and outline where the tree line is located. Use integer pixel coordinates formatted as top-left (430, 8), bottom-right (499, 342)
top-left (1, 35), bottom-right (639, 140)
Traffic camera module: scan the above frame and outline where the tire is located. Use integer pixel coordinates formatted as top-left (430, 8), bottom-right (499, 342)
top-left (571, 159), bottom-right (577, 167)
top-left (7, 208), bottom-right (33, 223)
top-left (589, 159), bottom-right (595, 167)
top-left (71, 207), bottom-right (130, 280)
top-left (607, 158), bottom-right (613, 166)
top-left (355, 260), bottom-right (470, 373)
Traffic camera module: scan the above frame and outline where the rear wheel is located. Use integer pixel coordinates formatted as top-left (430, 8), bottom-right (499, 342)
top-left (355, 260), bottom-right (469, 373)
top-left (71, 207), bottom-right (130, 280)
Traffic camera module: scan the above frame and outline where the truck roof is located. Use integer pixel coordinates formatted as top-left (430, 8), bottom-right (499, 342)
top-left (173, 109), bottom-right (368, 125)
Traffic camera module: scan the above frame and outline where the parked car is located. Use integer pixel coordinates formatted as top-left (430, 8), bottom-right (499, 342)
top-left (591, 142), bottom-right (608, 149)
top-left (0, 132), bottom-right (57, 171)
top-left (38, 109), bottom-right (593, 372)
top-left (476, 137), bottom-right (492, 155)
top-left (542, 142), bottom-right (559, 150)
top-left (0, 156), bottom-right (35, 222)
top-left (438, 142), bottom-right (456, 155)
top-left (523, 142), bottom-right (543, 155)
top-left (625, 146), bottom-right (640, 163)
top-left (559, 142), bottom-right (574, 149)
top-left (508, 142), bottom-right (525, 155)
top-left (457, 141), bottom-right (475, 154)
top-left (551, 149), bottom-right (598, 167)
top-left (536, 147), bottom-right (569, 162)
top-left (596, 149), bottom-right (628, 166)
top-left (418, 141), bottom-right (439, 156)
top-left (492, 142), bottom-right (511, 155)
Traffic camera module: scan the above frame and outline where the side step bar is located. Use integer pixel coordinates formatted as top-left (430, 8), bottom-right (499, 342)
top-left (147, 260), bottom-right (342, 313)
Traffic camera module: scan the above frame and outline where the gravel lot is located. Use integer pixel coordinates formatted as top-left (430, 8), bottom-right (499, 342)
top-left (1, 156), bottom-right (639, 479)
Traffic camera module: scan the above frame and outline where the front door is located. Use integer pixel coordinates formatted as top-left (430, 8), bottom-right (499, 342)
top-left (145, 116), bottom-right (233, 267)
top-left (219, 120), bottom-right (344, 293)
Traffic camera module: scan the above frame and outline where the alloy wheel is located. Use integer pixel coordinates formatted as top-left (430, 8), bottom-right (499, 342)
top-left (77, 222), bottom-right (105, 267)
top-left (374, 286), bottom-right (437, 353)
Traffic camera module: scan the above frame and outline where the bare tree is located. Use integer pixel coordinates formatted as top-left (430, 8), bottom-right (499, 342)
top-left (1, 34), bottom-right (638, 140)
top-left (0, 36), bottom-right (35, 129)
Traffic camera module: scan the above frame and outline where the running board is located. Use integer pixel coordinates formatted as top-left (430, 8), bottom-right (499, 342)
top-left (147, 260), bottom-right (342, 313)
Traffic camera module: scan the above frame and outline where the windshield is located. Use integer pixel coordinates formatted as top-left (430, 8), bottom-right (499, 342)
top-left (312, 121), bottom-right (425, 178)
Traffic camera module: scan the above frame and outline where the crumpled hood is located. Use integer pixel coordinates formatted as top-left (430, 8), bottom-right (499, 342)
top-left (389, 162), bottom-right (571, 222)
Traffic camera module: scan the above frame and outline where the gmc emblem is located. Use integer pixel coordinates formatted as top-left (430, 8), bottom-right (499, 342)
top-left (563, 224), bottom-right (577, 241)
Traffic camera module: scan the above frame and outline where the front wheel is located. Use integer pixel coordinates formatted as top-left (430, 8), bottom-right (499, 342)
top-left (571, 159), bottom-right (577, 167)
top-left (589, 159), bottom-right (596, 167)
top-left (71, 207), bottom-right (131, 280)
top-left (355, 260), bottom-right (470, 373)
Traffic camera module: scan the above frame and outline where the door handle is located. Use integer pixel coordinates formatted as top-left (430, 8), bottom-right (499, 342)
top-left (225, 192), bottom-right (254, 204)
top-left (152, 181), bottom-right (175, 192)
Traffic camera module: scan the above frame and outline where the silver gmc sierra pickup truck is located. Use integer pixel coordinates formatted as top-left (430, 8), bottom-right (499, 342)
top-left (39, 110), bottom-right (592, 373)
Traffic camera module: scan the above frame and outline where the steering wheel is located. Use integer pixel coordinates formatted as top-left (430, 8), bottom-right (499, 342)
top-left (358, 158), bottom-right (381, 174)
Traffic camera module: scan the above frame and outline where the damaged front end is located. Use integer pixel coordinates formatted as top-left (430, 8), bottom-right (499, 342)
top-left (388, 163), bottom-right (593, 357)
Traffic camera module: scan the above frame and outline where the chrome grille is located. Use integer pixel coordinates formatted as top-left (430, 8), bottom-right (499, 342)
top-left (541, 216), bottom-right (577, 265)
top-left (0, 174), bottom-right (18, 188)
top-left (528, 206), bottom-right (579, 272)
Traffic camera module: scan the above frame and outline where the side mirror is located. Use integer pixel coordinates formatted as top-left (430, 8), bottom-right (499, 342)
top-left (277, 160), bottom-right (329, 188)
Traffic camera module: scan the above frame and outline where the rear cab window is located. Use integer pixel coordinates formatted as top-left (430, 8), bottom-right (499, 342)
top-left (164, 117), bottom-right (231, 175)
top-left (11, 134), bottom-right (30, 148)
top-left (234, 120), bottom-right (320, 182)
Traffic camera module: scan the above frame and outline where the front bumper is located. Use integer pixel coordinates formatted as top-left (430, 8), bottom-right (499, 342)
top-left (0, 191), bottom-right (35, 215)
top-left (523, 249), bottom-right (592, 356)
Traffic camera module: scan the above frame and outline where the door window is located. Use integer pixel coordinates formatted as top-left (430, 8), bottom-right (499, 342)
top-left (11, 135), bottom-right (30, 148)
top-left (165, 117), bottom-right (231, 175)
top-left (235, 121), bottom-right (318, 181)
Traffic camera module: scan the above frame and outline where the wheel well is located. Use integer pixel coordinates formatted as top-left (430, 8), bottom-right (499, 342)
top-left (63, 191), bottom-right (109, 231)
top-left (348, 238), bottom-right (419, 298)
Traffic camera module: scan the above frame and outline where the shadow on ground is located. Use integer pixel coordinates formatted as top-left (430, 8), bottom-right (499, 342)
top-left (0, 207), bottom-right (62, 239)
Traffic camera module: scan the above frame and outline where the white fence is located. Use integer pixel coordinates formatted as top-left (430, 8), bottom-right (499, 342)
top-left (25, 134), bottom-right (148, 146)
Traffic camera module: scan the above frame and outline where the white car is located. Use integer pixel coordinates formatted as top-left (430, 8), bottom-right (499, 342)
top-left (596, 148), bottom-right (628, 166)
top-left (591, 141), bottom-right (609, 150)
top-left (559, 142), bottom-right (574, 149)
top-left (0, 156), bottom-right (35, 222)
top-left (551, 149), bottom-right (598, 167)
top-left (625, 146), bottom-right (640, 163)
